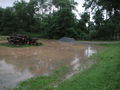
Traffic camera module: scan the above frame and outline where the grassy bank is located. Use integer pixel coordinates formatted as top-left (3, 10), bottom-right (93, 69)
top-left (14, 66), bottom-right (69, 90)
top-left (56, 43), bottom-right (120, 90)
top-left (13, 43), bottom-right (120, 90)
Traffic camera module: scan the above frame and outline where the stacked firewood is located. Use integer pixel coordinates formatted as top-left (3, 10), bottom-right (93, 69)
top-left (7, 35), bottom-right (40, 45)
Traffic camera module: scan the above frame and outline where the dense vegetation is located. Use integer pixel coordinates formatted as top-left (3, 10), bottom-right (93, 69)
top-left (0, 0), bottom-right (120, 40)
top-left (14, 43), bottom-right (120, 90)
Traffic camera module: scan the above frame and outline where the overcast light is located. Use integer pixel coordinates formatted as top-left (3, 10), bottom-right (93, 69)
top-left (0, 0), bottom-right (85, 18)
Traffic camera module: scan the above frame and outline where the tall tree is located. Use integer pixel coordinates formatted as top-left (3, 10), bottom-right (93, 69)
top-left (0, 7), bottom-right (16, 35)
top-left (84, 0), bottom-right (120, 40)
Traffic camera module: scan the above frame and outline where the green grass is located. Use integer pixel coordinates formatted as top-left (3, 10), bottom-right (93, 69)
top-left (13, 43), bottom-right (120, 90)
top-left (0, 43), bottom-right (42, 48)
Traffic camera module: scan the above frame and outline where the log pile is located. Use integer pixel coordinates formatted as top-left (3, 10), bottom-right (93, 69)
top-left (7, 35), bottom-right (40, 46)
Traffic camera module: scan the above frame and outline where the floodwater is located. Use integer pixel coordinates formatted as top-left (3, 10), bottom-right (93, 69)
top-left (0, 40), bottom-right (100, 90)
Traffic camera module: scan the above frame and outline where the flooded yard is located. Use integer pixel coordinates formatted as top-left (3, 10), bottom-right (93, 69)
top-left (0, 40), bottom-right (101, 90)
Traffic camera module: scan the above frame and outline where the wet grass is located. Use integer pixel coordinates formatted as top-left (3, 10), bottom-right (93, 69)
top-left (13, 43), bottom-right (120, 90)
top-left (13, 66), bottom-right (69, 90)
top-left (0, 43), bottom-right (42, 48)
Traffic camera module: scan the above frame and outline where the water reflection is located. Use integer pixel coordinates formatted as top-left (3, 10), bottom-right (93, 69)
top-left (65, 46), bottom-right (97, 79)
top-left (85, 46), bottom-right (96, 57)
top-left (0, 60), bottom-right (33, 90)
top-left (71, 57), bottom-right (80, 71)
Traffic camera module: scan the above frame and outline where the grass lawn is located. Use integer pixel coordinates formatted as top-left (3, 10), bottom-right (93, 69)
top-left (13, 43), bottom-right (120, 90)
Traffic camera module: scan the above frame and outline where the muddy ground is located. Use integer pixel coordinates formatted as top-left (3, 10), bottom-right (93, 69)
top-left (0, 39), bottom-right (101, 89)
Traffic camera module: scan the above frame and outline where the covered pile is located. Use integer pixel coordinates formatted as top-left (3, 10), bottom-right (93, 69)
top-left (59, 37), bottom-right (76, 43)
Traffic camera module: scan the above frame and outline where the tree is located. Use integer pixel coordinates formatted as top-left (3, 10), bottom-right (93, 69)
top-left (0, 7), bottom-right (16, 35)
top-left (84, 0), bottom-right (120, 40)
top-left (14, 0), bottom-right (29, 32)
top-left (48, 7), bottom-right (77, 39)
top-left (76, 12), bottom-right (90, 40)
top-left (0, 7), bottom-right (4, 34)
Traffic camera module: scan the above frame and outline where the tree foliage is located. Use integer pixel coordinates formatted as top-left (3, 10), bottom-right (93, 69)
top-left (84, 0), bottom-right (120, 40)
top-left (0, 0), bottom-right (120, 40)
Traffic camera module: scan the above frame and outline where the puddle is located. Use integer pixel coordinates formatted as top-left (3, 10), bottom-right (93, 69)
top-left (71, 57), bottom-right (80, 71)
top-left (0, 40), bottom-right (100, 89)
top-left (0, 60), bottom-right (33, 90)
top-left (65, 46), bottom-right (96, 79)
top-left (85, 46), bottom-right (96, 57)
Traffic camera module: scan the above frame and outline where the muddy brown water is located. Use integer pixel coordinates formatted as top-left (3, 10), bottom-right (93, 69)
top-left (0, 40), bottom-right (101, 90)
